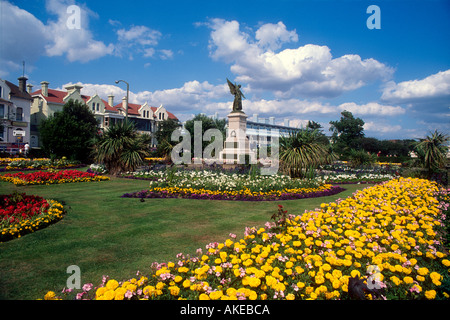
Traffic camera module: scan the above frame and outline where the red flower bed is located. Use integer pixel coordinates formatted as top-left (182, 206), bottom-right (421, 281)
top-left (1, 193), bottom-right (49, 226)
top-left (0, 169), bottom-right (110, 185)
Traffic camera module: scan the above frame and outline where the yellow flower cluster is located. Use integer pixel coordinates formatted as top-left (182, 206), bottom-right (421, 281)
top-left (144, 157), bottom-right (165, 162)
top-left (147, 184), bottom-right (335, 200)
top-left (1, 200), bottom-right (65, 242)
top-left (44, 177), bottom-right (449, 300)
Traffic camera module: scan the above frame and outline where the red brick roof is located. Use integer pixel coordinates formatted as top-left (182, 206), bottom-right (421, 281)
top-left (31, 87), bottom-right (178, 120)
top-left (114, 103), bottom-right (178, 120)
top-left (31, 88), bottom-right (116, 111)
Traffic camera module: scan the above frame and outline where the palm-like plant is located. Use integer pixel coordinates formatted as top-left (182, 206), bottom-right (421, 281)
top-left (279, 129), bottom-right (331, 178)
top-left (93, 121), bottom-right (150, 175)
top-left (415, 130), bottom-right (449, 172)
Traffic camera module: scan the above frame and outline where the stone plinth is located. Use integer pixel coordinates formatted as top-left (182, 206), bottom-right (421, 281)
top-left (219, 111), bottom-right (256, 164)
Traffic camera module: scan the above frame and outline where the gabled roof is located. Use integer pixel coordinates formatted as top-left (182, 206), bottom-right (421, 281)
top-left (30, 86), bottom-right (178, 120)
top-left (5, 80), bottom-right (32, 101)
top-left (114, 103), bottom-right (178, 120)
top-left (31, 88), bottom-right (116, 111)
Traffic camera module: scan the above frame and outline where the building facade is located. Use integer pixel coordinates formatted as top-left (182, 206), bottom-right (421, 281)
top-left (0, 76), bottom-right (32, 154)
top-left (30, 81), bottom-right (178, 148)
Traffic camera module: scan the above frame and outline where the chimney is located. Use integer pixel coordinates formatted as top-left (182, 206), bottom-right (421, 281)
top-left (65, 84), bottom-right (83, 95)
top-left (253, 113), bottom-right (258, 123)
top-left (269, 117), bottom-right (275, 125)
top-left (284, 118), bottom-right (290, 127)
top-left (122, 96), bottom-right (127, 112)
top-left (27, 84), bottom-right (33, 94)
top-left (41, 81), bottom-right (49, 97)
top-left (108, 94), bottom-right (114, 107)
top-left (18, 76), bottom-right (28, 92)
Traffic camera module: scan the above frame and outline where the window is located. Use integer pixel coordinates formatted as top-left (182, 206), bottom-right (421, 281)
top-left (0, 104), bottom-right (4, 118)
top-left (0, 86), bottom-right (2, 98)
top-left (16, 107), bottom-right (23, 121)
top-left (96, 103), bottom-right (100, 111)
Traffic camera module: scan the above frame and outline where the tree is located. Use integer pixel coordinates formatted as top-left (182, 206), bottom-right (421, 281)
top-left (415, 130), bottom-right (449, 173)
top-left (92, 120), bottom-right (151, 175)
top-left (40, 99), bottom-right (99, 162)
top-left (154, 118), bottom-right (182, 159)
top-left (279, 129), bottom-right (331, 178)
top-left (329, 110), bottom-right (365, 158)
top-left (184, 114), bottom-right (226, 154)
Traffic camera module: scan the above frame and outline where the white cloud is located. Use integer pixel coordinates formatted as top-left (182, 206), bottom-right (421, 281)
top-left (206, 19), bottom-right (394, 98)
top-left (44, 0), bottom-right (114, 63)
top-left (255, 21), bottom-right (298, 51)
top-left (0, 1), bottom-right (49, 75)
top-left (337, 102), bottom-right (405, 116)
top-left (363, 121), bottom-right (402, 133)
top-left (381, 69), bottom-right (450, 103)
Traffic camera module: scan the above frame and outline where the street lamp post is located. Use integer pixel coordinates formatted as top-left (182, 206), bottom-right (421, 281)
top-left (115, 80), bottom-right (129, 121)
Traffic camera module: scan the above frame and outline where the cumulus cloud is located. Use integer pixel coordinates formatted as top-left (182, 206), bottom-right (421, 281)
top-left (337, 102), bottom-right (405, 116)
top-left (114, 25), bottom-right (162, 59)
top-left (0, 1), bottom-right (49, 76)
top-left (0, 0), bottom-right (114, 72)
top-left (44, 0), bottom-right (114, 62)
top-left (381, 69), bottom-right (450, 103)
top-left (206, 18), bottom-right (394, 98)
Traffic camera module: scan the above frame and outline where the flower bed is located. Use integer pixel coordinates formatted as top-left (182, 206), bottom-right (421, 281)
top-left (320, 173), bottom-right (396, 184)
top-left (122, 184), bottom-right (345, 201)
top-left (0, 169), bottom-right (110, 186)
top-left (1, 192), bottom-right (65, 242)
top-left (1, 158), bottom-right (83, 171)
top-left (45, 178), bottom-right (449, 300)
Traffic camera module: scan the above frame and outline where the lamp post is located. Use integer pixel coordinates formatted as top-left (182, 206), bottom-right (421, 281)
top-left (115, 80), bottom-right (129, 121)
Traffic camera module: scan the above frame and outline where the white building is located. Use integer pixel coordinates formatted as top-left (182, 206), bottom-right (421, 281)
top-left (0, 76), bottom-right (32, 154)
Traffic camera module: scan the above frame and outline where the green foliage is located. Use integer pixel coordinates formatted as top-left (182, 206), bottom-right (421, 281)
top-left (39, 100), bottom-right (99, 162)
top-left (348, 149), bottom-right (377, 168)
top-left (184, 114), bottom-right (226, 153)
top-left (279, 129), bottom-right (330, 178)
top-left (93, 120), bottom-right (150, 175)
top-left (329, 110), bottom-right (365, 158)
top-left (415, 130), bottom-right (449, 173)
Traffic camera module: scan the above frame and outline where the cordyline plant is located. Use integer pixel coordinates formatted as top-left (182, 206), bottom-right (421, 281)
top-left (92, 121), bottom-right (152, 175)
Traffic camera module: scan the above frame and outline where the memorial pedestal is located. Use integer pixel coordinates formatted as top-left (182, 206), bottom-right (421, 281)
top-left (219, 111), bottom-right (256, 164)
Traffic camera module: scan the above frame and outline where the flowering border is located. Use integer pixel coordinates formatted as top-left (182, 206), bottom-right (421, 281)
top-left (0, 169), bottom-right (110, 186)
top-left (121, 184), bottom-right (345, 201)
top-left (1, 195), bottom-right (66, 242)
top-left (44, 178), bottom-right (449, 300)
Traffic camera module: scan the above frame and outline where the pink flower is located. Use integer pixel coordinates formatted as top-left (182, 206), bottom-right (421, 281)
top-left (82, 283), bottom-right (93, 292)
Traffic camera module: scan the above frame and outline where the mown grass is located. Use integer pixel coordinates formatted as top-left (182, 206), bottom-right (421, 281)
top-left (0, 171), bottom-right (372, 300)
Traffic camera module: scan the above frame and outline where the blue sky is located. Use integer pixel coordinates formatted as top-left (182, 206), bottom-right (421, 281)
top-left (1, 0), bottom-right (449, 139)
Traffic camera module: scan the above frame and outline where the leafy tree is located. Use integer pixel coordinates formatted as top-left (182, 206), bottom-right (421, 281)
top-left (92, 120), bottom-right (151, 175)
top-left (154, 118), bottom-right (181, 146)
top-left (415, 130), bottom-right (449, 173)
top-left (40, 99), bottom-right (99, 162)
top-left (279, 129), bottom-right (331, 178)
top-left (329, 110), bottom-right (365, 158)
top-left (154, 118), bottom-right (182, 159)
top-left (184, 114), bottom-right (226, 154)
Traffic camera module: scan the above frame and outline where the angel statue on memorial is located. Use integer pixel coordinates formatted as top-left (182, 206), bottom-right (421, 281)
top-left (227, 78), bottom-right (245, 112)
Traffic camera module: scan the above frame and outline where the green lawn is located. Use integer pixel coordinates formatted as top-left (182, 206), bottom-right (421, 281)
top-left (0, 171), bottom-right (372, 300)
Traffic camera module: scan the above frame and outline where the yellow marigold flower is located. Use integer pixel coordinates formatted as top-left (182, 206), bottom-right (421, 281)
top-left (286, 293), bottom-right (295, 300)
top-left (103, 290), bottom-right (115, 300)
top-left (44, 291), bottom-right (56, 300)
top-left (417, 267), bottom-right (429, 276)
top-left (403, 276), bottom-right (414, 284)
top-left (106, 279), bottom-right (119, 291)
top-left (199, 293), bottom-right (210, 300)
top-left (425, 290), bottom-right (436, 300)
top-left (209, 290), bottom-right (223, 300)
top-left (350, 270), bottom-right (360, 278)
top-left (182, 279), bottom-right (191, 288)
top-left (442, 259), bottom-right (450, 267)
